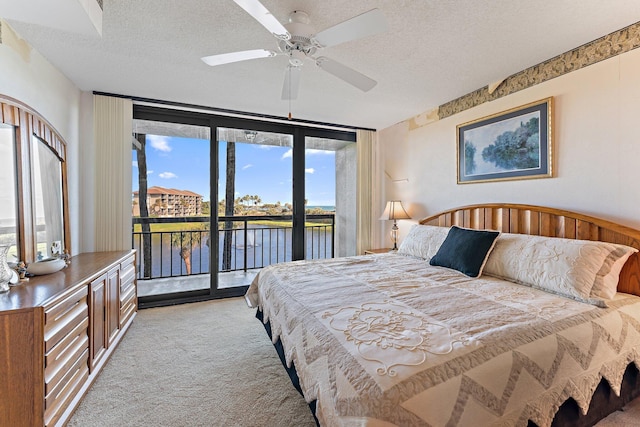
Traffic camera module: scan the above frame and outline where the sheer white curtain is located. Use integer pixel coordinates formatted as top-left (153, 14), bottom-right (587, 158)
top-left (36, 141), bottom-right (64, 257)
top-left (356, 129), bottom-right (379, 254)
top-left (93, 95), bottom-right (133, 251)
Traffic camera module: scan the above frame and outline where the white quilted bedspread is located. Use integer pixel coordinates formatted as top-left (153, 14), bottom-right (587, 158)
top-left (245, 253), bottom-right (640, 427)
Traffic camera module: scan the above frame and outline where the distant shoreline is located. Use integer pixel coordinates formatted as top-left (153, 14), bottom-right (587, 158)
top-left (306, 205), bottom-right (336, 212)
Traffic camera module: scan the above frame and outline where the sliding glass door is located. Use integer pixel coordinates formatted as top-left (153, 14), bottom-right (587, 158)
top-left (131, 119), bottom-right (211, 300)
top-left (216, 127), bottom-right (293, 291)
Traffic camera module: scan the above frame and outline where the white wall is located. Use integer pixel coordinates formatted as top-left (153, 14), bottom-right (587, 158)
top-left (0, 23), bottom-right (85, 254)
top-left (378, 48), bottom-right (640, 247)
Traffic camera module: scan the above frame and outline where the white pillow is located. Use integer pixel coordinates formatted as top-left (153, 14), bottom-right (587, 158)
top-left (483, 233), bottom-right (638, 305)
top-left (397, 225), bottom-right (450, 260)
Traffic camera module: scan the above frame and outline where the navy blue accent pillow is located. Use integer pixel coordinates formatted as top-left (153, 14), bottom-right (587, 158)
top-left (429, 226), bottom-right (500, 277)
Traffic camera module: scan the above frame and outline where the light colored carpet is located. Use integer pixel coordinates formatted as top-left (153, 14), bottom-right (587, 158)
top-left (68, 297), bottom-right (316, 427)
top-left (68, 297), bottom-right (640, 427)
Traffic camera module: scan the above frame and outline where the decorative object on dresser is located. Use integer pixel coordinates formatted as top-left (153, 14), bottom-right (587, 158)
top-left (457, 97), bottom-right (553, 184)
top-left (378, 200), bottom-right (411, 251)
top-left (0, 250), bottom-right (137, 427)
top-left (26, 257), bottom-right (67, 276)
top-left (0, 245), bottom-right (16, 292)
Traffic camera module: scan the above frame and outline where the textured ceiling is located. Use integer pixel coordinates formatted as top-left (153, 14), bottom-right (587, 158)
top-left (4, 1), bottom-right (640, 130)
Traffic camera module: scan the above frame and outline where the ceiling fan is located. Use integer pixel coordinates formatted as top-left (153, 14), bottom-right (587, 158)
top-left (201, 0), bottom-right (388, 100)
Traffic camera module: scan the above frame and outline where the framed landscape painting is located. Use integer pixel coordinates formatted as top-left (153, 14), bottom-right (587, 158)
top-left (457, 97), bottom-right (553, 184)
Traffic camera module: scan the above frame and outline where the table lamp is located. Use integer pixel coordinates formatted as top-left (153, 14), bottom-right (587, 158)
top-left (379, 200), bottom-right (411, 251)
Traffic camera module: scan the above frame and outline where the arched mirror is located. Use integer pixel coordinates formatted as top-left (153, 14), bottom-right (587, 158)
top-left (0, 96), bottom-right (70, 263)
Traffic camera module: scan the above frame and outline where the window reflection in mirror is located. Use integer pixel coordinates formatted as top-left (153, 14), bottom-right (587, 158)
top-left (32, 136), bottom-right (64, 260)
top-left (0, 124), bottom-right (18, 263)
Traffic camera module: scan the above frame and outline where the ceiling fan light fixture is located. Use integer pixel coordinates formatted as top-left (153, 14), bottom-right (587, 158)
top-left (288, 10), bottom-right (310, 25)
top-left (244, 130), bottom-right (258, 141)
top-left (289, 50), bottom-right (306, 66)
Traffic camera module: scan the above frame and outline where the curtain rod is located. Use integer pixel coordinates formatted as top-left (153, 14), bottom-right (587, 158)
top-left (92, 91), bottom-right (375, 133)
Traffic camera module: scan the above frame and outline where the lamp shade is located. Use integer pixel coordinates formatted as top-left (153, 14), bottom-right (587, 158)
top-left (379, 201), bottom-right (411, 220)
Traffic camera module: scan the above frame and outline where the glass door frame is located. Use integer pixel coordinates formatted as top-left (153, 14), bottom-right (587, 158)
top-left (134, 105), bottom-right (355, 308)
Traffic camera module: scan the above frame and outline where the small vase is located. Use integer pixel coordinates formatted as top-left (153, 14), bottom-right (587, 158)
top-left (0, 245), bottom-right (12, 293)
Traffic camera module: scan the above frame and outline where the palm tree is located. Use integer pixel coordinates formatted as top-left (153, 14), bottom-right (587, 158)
top-left (223, 141), bottom-right (235, 271)
top-left (152, 199), bottom-right (162, 215)
top-left (171, 230), bottom-right (202, 275)
top-left (134, 133), bottom-right (152, 278)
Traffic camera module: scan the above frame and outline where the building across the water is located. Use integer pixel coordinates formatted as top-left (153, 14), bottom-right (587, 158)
top-left (133, 186), bottom-right (202, 217)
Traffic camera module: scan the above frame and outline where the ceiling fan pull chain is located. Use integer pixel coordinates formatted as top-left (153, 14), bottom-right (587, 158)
top-left (288, 66), bottom-right (293, 120)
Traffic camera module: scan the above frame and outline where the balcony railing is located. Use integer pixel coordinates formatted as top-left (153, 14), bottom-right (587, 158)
top-left (132, 214), bottom-right (334, 280)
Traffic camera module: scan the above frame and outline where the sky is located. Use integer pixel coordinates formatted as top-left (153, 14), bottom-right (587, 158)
top-left (132, 135), bottom-right (337, 206)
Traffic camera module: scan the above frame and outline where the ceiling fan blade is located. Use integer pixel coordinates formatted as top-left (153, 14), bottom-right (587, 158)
top-left (315, 57), bottom-right (376, 92)
top-left (233, 0), bottom-right (290, 39)
top-left (281, 65), bottom-right (301, 100)
top-left (201, 49), bottom-right (275, 66)
top-left (312, 9), bottom-right (387, 48)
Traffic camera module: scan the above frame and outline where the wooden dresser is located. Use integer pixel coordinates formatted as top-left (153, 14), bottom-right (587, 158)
top-left (0, 250), bottom-right (137, 427)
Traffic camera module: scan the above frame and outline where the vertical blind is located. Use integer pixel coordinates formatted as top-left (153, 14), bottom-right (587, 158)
top-left (356, 129), bottom-right (377, 254)
top-left (93, 95), bottom-right (133, 251)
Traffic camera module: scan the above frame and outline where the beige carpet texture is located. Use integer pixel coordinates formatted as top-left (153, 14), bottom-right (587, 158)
top-left (68, 297), bottom-right (640, 427)
top-left (68, 297), bottom-right (315, 427)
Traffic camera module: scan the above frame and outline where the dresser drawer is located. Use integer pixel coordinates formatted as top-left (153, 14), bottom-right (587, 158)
top-left (120, 289), bottom-right (136, 328)
top-left (44, 294), bottom-right (89, 353)
top-left (120, 254), bottom-right (135, 275)
top-left (120, 264), bottom-right (135, 294)
top-left (44, 286), bottom-right (88, 324)
top-left (44, 349), bottom-right (89, 427)
top-left (44, 316), bottom-right (89, 395)
top-left (120, 281), bottom-right (136, 306)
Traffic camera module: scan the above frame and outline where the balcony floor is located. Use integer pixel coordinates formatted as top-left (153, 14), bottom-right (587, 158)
top-left (137, 270), bottom-right (258, 297)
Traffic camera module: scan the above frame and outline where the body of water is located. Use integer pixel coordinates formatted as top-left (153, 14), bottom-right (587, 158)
top-left (307, 205), bottom-right (335, 211)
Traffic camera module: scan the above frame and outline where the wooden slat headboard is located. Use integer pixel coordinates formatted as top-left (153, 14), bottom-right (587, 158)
top-left (420, 204), bottom-right (640, 297)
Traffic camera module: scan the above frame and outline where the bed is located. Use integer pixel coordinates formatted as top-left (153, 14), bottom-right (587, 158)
top-left (245, 204), bottom-right (640, 426)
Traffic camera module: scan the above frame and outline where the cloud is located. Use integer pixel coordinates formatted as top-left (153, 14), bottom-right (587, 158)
top-left (241, 164), bottom-right (253, 170)
top-left (132, 161), bottom-right (138, 168)
top-left (281, 148), bottom-right (292, 159)
top-left (148, 135), bottom-right (172, 152)
top-left (305, 168), bottom-right (315, 174)
top-left (147, 170), bottom-right (154, 175)
top-left (159, 172), bottom-right (177, 179)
